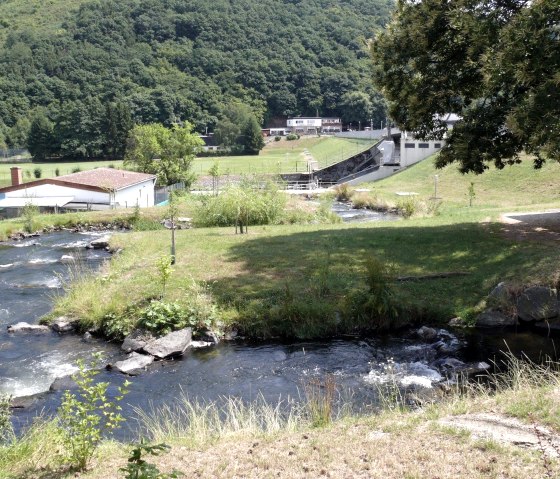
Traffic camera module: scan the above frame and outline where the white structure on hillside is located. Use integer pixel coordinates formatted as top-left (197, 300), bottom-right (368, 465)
top-left (399, 133), bottom-right (445, 167)
top-left (0, 167), bottom-right (156, 217)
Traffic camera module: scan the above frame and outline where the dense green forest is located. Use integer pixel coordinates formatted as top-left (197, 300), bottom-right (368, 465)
top-left (0, 0), bottom-right (393, 159)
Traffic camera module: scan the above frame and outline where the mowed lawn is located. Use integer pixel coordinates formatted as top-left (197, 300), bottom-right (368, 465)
top-left (190, 136), bottom-right (377, 175)
top-left (362, 154), bottom-right (560, 212)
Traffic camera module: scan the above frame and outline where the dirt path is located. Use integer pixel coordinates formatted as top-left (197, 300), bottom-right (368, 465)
top-left (439, 412), bottom-right (560, 457)
top-left (500, 210), bottom-right (560, 242)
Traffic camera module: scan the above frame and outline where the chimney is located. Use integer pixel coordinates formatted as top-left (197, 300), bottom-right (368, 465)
top-left (10, 167), bottom-right (22, 187)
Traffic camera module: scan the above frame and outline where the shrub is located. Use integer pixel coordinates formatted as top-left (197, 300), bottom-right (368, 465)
top-left (0, 394), bottom-right (13, 444)
top-left (21, 201), bottom-right (39, 233)
top-left (396, 197), bottom-right (417, 218)
top-left (120, 440), bottom-right (181, 479)
top-left (333, 183), bottom-right (353, 202)
top-left (156, 255), bottom-right (174, 298)
top-left (286, 133), bottom-right (299, 141)
top-left (274, 136), bottom-right (281, 141)
top-left (55, 167), bottom-right (60, 176)
top-left (351, 192), bottom-right (388, 211)
top-left (194, 180), bottom-right (287, 228)
top-left (33, 167), bottom-right (42, 178)
top-left (58, 353), bottom-right (130, 471)
top-left (71, 167), bottom-right (81, 173)
top-left (426, 198), bottom-right (443, 216)
top-left (343, 255), bottom-right (397, 331)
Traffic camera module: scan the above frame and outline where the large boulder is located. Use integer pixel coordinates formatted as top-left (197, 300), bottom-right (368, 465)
top-left (122, 330), bottom-right (155, 353)
top-left (417, 326), bottom-right (438, 342)
top-left (516, 286), bottom-right (559, 322)
top-left (476, 309), bottom-right (518, 328)
top-left (7, 322), bottom-right (50, 333)
top-left (111, 352), bottom-right (154, 375)
top-left (144, 328), bottom-right (192, 359)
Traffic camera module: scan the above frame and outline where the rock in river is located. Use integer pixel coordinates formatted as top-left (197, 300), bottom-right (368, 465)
top-left (122, 329), bottom-right (155, 353)
top-left (7, 322), bottom-right (50, 333)
top-left (51, 316), bottom-right (77, 333)
top-left (144, 328), bottom-right (192, 359)
top-left (111, 352), bottom-right (154, 375)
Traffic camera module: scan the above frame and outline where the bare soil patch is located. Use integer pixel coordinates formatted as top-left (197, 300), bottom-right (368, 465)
top-left (500, 211), bottom-right (560, 242)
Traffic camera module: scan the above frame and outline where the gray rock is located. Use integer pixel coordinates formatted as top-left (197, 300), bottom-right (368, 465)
top-left (49, 375), bottom-right (78, 392)
top-left (82, 332), bottom-right (94, 342)
top-left (144, 328), bottom-right (192, 359)
top-left (417, 326), bottom-right (438, 342)
top-left (534, 318), bottom-right (560, 332)
top-left (122, 330), bottom-right (155, 353)
top-left (488, 282), bottom-right (515, 308)
top-left (198, 330), bottom-right (220, 344)
top-left (476, 309), bottom-right (518, 328)
top-left (448, 317), bottom-right (464, 327)
top-left (51, 317), bottom-right (77, 333)
top-left (111, 352), bottom-right (154, 375)
top-left (89, 236), bottom-right (110, 249)
top-left (516, 286), bottom-right (559, 322)
top-left (7, 322), bottom-right (50, 333)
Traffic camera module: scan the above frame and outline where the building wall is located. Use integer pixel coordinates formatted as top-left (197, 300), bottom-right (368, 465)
top-left (3, 183), bottom-right (109, 205)
top-left (114, 181), bottom-right (155, 208)
top-left (2, 180), bottom-right (155, 209)
top-left (400, 135), bottom-right (444, 167)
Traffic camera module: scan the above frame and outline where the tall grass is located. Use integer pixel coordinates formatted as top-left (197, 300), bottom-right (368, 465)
top-left (135, 394), bottom-right (304, 445)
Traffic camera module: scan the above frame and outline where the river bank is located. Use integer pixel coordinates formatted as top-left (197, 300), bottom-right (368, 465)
top-left (2, 353), bottom-right (559, 478)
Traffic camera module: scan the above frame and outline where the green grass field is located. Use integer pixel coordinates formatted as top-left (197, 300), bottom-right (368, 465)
top-left (0, 137), bottom-right (375, 187)
top-left (191, 136), bottom-right (377, 175)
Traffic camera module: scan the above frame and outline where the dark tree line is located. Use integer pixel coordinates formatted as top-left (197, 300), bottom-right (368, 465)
top-left (0, 0), bottom-right (392, 159)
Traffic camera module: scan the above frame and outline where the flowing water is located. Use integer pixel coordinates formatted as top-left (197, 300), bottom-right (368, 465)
top-left (1, 230), bottom-right (558, 440)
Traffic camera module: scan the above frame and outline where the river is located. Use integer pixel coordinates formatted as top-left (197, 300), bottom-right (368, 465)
top-left (1, 229), bottom-right (558, 439)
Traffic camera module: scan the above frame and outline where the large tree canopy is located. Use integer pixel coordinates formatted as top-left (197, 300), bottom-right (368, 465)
top-left (124, 123), bottom-right (203, 186)
top-left (371, 0), bottom-right (560, 173)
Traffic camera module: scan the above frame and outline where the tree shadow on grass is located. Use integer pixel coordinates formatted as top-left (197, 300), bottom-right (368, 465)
top-left (208, 222), bottom-right (559, 329)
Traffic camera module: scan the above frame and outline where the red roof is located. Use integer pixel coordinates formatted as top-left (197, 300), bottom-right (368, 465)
top-left (0, 168), bottom-right (156, 194)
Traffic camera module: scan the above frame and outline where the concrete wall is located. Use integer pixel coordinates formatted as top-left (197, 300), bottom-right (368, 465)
top-left (400, 135), bottom-right (444, 167)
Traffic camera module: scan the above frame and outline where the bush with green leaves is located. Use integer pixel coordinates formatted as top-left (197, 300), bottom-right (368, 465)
top-left (396, 197), bottom-right (417, 218)
top-left (120, 440), bottom-right (182, 479)
top-left (286, 133), bottom-right (299, 141)
top-left (58, 353), bottom-right (130, 471)
top-left (33, 167), bottom-right (42, 178)
top-left (343, 256), bottom-right (397, 331)
top-left (21, 201), bottom-right (39, 233)
top-left (0, 394), bottom-right (13, 444)
top-left (194, 180), bottom-right (287, 228)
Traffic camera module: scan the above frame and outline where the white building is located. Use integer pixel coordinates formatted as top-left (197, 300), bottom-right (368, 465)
top-left (0, 167), bottom-right (156, 217)
top-left (287, 117), bottom-right (322, 135)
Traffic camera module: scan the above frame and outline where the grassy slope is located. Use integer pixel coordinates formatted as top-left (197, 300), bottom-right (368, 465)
top-left (365, 154), bottom-right (560, 211)
top-left (191, 136), bottom-right (376, 175)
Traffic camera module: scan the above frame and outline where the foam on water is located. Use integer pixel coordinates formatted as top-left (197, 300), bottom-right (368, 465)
top-left (0, 263), bottom-right (14, 268)
top-left (28, 258), bottom-right (58, 265)
top-left (364, 361), bottom-right (443, 389)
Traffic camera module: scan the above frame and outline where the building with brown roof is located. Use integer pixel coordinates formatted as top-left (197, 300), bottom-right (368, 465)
top-left (0, 167), bottom-right (156, 216)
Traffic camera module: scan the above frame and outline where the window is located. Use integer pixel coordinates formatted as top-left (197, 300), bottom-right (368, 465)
top-left (419, 143), bottom-right (429, 148)
top-left (434, 143), bottom-right (442, 148)
top-left (405, 143), bottom-right (416, 149)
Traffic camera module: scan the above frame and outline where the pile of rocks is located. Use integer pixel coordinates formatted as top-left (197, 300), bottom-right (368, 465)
top-left (476, 282), bottom-right (560, 330)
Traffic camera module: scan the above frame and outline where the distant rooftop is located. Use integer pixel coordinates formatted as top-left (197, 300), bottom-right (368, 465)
top-left (0, 168), bottom-right (156, 193)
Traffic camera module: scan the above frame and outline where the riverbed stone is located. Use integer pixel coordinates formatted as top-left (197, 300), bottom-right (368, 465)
top-left (516, 286), bottom-right (559, 322)
top-left (51, 317), bottom-right (77, 333)
top-left (488, 282), bottom-right (516, 308)
top-left (417, 326), bottom-right (438, 342)
top-left (49, 375), bottom-right (78, 392)
top-left (144, 328), bottom-right (192, 359)
top-left (112, 352), bottom-right (154, 375)
top-left (89, 236), bottom-right (110, 249)
top-left (7, 322), bottom-right (50, 333)
top-left (197, 329), bottom-right (220, 344)
top-left (122, 330), bottom-right (155, 353)
top-left (476, 309), bottom-right (518, 328)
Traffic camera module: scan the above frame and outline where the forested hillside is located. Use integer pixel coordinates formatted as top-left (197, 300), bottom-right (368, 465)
top-left (0, 0), bottom-right (393, 159)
